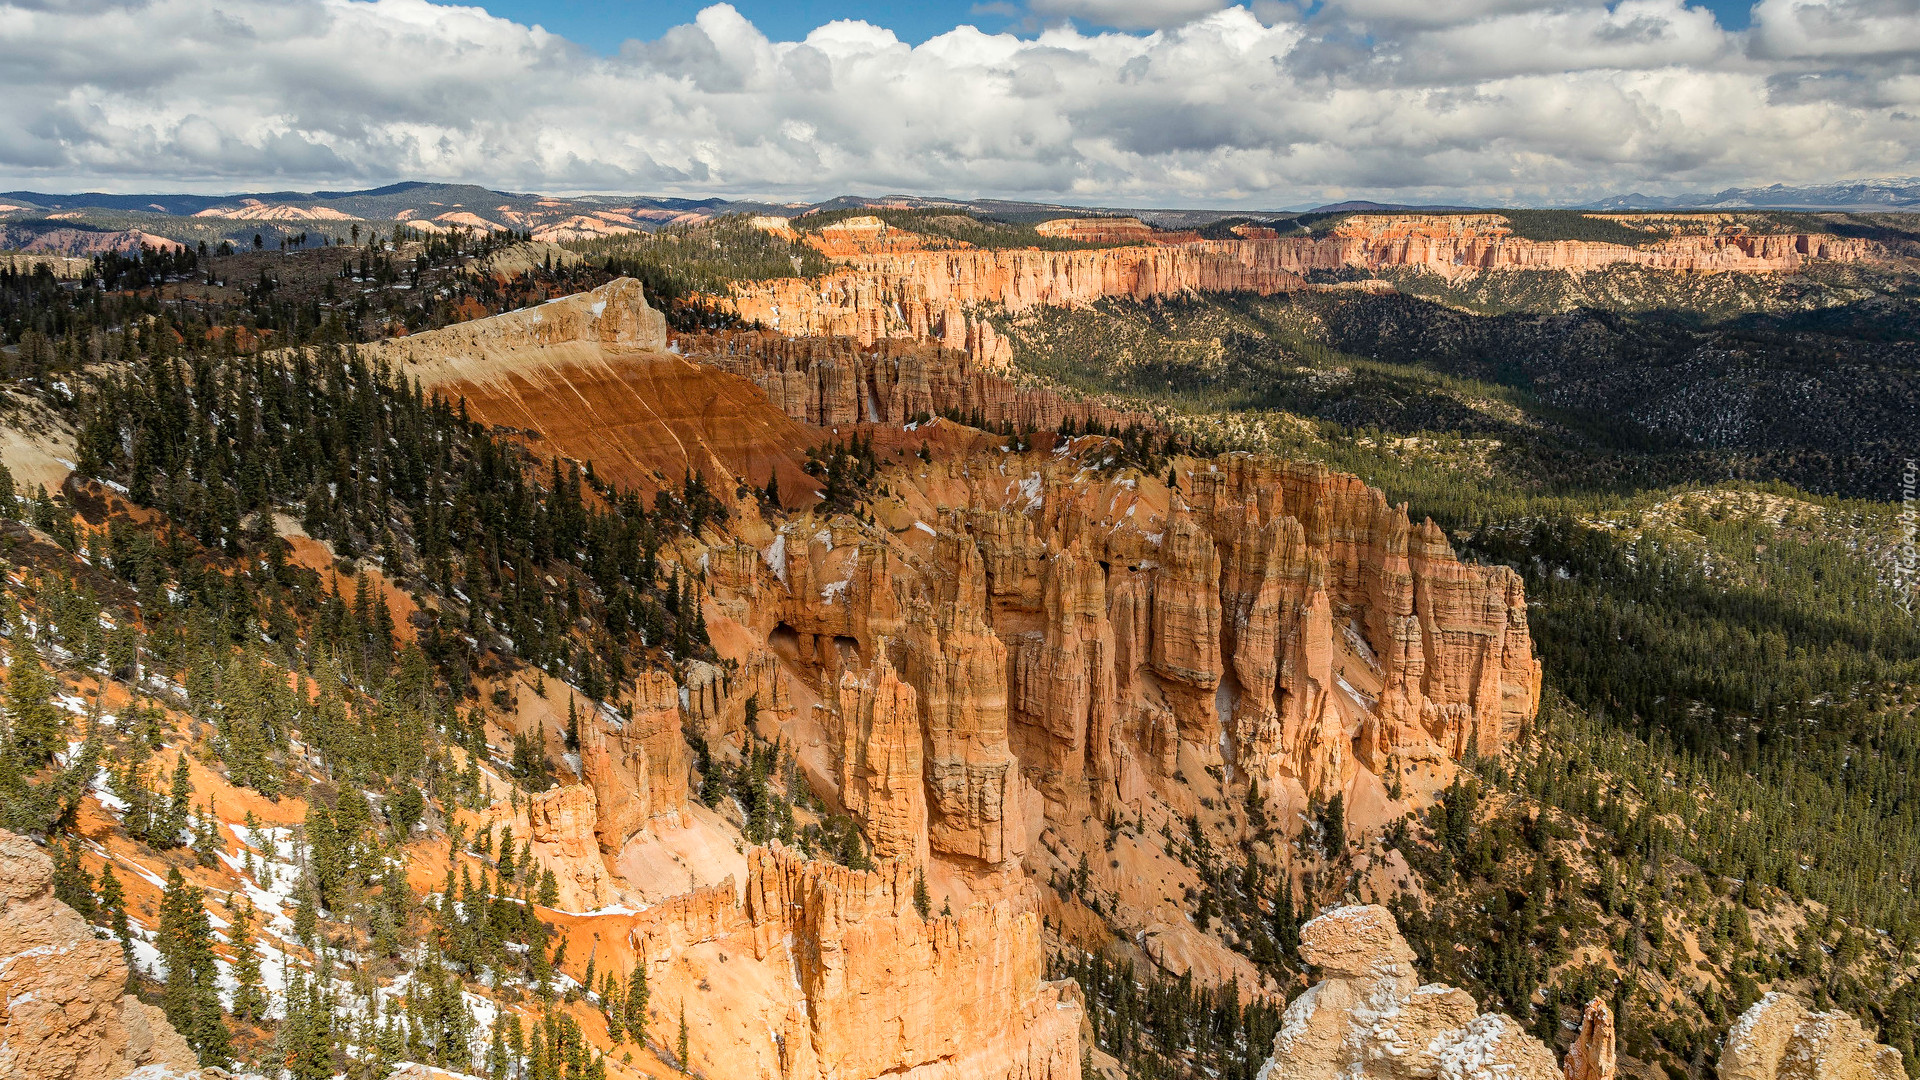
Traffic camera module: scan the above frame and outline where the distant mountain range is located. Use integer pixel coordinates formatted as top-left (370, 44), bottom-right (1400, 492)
top-left (1586, 178), bottom-right (1920, 211)
top-left (5, 179), bottom-right (1917, 256)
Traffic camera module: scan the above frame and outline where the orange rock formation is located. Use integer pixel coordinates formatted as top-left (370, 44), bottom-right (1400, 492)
top-left (719, 214), bottom-right (1881, 368)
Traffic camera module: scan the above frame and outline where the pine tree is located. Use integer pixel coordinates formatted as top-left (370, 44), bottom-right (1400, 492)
top-left (161, 754), bottom-right (193, 848)
top-left (158, 868), bottom-right (229, 1065)
top-left (3, 638), bottom-right (65, 768)
top-left (624, 964), bottom-right (648, 1045)
top-left (913, 867), bottom-right (931, 919)
top-left (50, 839), bottom-right (95, 920)
top-left (229, 898), bottom-right (267, 1022)
top-left (96, 862), bottom-right (130, 948)
top-left (676, 1002), bottom-right (689, 1074)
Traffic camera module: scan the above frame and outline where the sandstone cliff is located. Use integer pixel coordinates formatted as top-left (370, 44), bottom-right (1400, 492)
top-left (674, 330), bottom-right (1148, 434)
top-left (521, 785), bottom-right (617, 911)
top-left (726, 446), bottom-right (1540, 847)
top-left (606, 842), bottom-right (1081, 1080)
top-left (373, 277), bottom-right (826, 499)
top-left (0, 830), bottom-right (200, 1080)
top-left (580, 670), bottom-right (689, 853)
top-left (718, 214), bottom-right (1882, 368)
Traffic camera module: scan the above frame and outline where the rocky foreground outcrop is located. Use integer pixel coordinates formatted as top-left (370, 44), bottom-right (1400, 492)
top-left (1258, 904), bottom-right (1562, 1080)
top-left (720, 214), bottom-right (1882, 368)
top-left (1720, 993), bottom-right (1907, 1080)
top-left (1254, 904), bottom-right (1908, 1080)
top-left (0, 830), bottom-right (200, 1080)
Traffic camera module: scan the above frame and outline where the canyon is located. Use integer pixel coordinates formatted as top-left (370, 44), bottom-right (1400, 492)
top-left (7, 217), bottom-right (1905, 1080)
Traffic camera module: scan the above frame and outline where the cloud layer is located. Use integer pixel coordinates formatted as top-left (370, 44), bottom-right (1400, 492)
top-left (1, 0), bottom-right (1917, 204)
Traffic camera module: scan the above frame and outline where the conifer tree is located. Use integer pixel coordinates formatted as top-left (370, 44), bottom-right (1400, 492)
top-left (96, 861), bottom-right (130, 948)
top-left (676, 1002), bottom-right (690, 1073)
top-left (158, 868), bottom-right (229, 1065)
top-left (162, 754), bottom-right (193, 847)
top-left (3, 638), bottom-right (65, 768)
top-left (624, 964), bottom-right (648, 1045)
top-left (229, 898), bottom-right (267, 1022)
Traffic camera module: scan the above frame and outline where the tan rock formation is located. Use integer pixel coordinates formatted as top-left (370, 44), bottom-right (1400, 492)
top-left (1720, 993), bottom-right (1906, 1080)
top-left (524, 785), bottom-right (616, 911)
top-left (580, 670), bottom-right (689, 854)
top-left (372, 279), bottom-right (824, 501)
top-left (1564, 998), bottom-right (1617, 1080)
top-left (376, 277), bottom-right (665, 362)
top-left (1257, 904), bottom-right (1560, 1080)
top-left (834, 661), bottom-right (930, 865)
top-left (1149, 499), bottom-right (1224, 739)
top-left (718, 215), bottom-right (1880, 367)
top-left (743, 844), bottom-right (1079, 1080)
top-left (675, 330), bottom-right (1147, 434)
top-left (903, 533), bottom-right (1024, 868)
top-left (0, 830), bottom-right (199, 1080)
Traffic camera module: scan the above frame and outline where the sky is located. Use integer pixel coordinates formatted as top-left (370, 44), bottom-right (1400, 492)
top-left (2, 0), bottom-right (1917, 207)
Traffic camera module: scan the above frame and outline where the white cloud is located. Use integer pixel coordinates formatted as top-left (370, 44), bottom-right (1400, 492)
top-left (0, 0), bottom-right (1914, 205)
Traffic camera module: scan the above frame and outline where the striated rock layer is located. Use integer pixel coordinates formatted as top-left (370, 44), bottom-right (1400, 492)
top-left (719, 214), bottom-right (1881, 368)
top-left (675, 330), bottom-right (1149, 434)
top-left (0, 829), bottom-right (200, 1080)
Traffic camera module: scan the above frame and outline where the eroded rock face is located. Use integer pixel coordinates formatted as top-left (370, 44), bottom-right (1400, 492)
top-left (0, 829), bottom-right (199, 1080)
top-left (903, 534), bottom-right (1024, 868)
top-left (581, 670), bottom-right (688, 854)
top-left (718, 217), bottom-right (1880, 368)
top-left (1256, 904), bottom-right (1560, 1080)
top-left (1720, 993), bottom-right (1906, 1080)
top-left (834, 662), bottom-right (930, 864)
top-left (377, 277), bottom-right (666, 361)
top-left (677, 331), bottom-right (1147, 434)
top-left (1564, 998), bottom-right (1617, 1080)
top-left (524, 785), bottom-right (616, 911)
top-left (742, 844), bottom-right (1079, 1080)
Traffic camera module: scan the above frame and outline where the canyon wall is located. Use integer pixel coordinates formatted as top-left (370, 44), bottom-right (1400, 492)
top-left (719, 444), bottom-right (1541, 850)
top-left (719, 214), bottom-right (1882, 368)
top-left (673, 330), bottom-right (1150, 434)
top-left (618, 842), bottom-right (1081, 1080)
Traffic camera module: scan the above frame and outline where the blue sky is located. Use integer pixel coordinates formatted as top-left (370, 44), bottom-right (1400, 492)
top-left (460, 0), bottom-right (1757, 50)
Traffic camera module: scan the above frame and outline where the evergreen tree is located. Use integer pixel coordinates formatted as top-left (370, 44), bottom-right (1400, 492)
top-left (3, 638), bottom-right (65, 769)
top-left (96, 862), bottom-right (130, 948)
top-left (229, 898), bottom-right (268, 1022)
top-left (676, 1002), bottom-right (689, 1074)
top-left (161, 754), bottom-right (193, 848)
top-left (624, 964), bottom-right (648, 1045)
top-left (157, 868), bottom-right (229, 1065)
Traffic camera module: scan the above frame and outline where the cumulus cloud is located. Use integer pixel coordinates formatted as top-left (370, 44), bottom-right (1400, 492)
top-left (0, 0), bottom-right (1915, 205)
